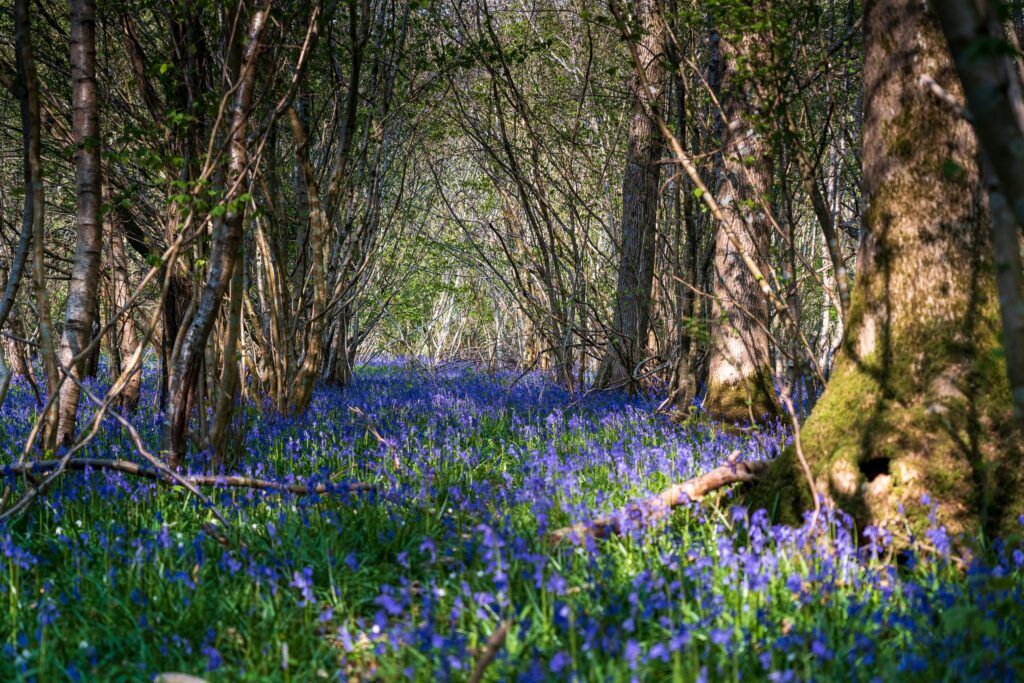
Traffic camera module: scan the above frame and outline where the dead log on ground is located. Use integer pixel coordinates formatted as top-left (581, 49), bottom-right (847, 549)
top-left (548, 451), bottom-right (769, 546)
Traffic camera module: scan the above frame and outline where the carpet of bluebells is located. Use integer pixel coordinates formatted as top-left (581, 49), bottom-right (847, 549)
top-left (0, 360), bottom-right (1023, 681)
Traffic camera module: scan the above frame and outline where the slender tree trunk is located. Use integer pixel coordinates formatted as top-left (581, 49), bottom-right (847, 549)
top-left (782, 110), bottom-right (851, 320)
top-left (107, 183), bottom-right (141, 412)
top-left (210, 238), bottom-right (243, 467)
top-left (0, 141), bottom-right (34, 410)
top-left (595, 0), bottom-right (665, 393)
top-left (285, 107), bottom-right (328, 414)
top-left (752, 0), bottom-right (1023, 536)
top-left (7, 313), bottom-right (30, 379)
top-left (56, 0), bottom-right (104, 446)
top-left (163, 4), bottom-right (269, 467)
top-left (702, 30), bottom-right (777, 423)
top-left (15, 0), bottom-right (60, 452)
top-left (157, 7), bottom-right (208, 415)
top-left (668, 1), bottom-right (701, 413)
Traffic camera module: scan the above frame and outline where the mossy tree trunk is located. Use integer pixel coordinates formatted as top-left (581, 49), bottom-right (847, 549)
top-left (752, 0), bottom-right (1023, 537)
top-left (702, 29), bottom-right (777, 423)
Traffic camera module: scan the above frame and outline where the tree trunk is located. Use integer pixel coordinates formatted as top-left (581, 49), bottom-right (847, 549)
top-left (209, 238), bottom-right (244, 467)
top-left (107, 186), bottom-right (141, 412)
top-left (285, 107), bottom-right (328, 415)
top-left (594, 0), bottom-right (665, 394)
top-left (0, 144), bottom-right (34, 411)
top-left (162, 4), bottom-right (269, 468)
top-left (668, 3), bottom-right (701, 413)
top-left (155, 5), bottom-right (209, 416)
top-left (56, 0), bottom-right (104, 446)
top-left (752, 0), bottom-right (1023, 537)
top-left (702, 31), bottom-right (777, 423)
top-left (930, 0), bottom-right (1024, 429)
top-left (15, 0), bottom-right (60, 452)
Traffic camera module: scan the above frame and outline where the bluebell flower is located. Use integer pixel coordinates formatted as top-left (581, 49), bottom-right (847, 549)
top-left (550, 651), bottom-right (570, 673)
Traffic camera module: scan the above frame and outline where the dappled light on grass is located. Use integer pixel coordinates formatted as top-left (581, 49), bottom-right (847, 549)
top-left (0, 362), bottom-right (1022, 680)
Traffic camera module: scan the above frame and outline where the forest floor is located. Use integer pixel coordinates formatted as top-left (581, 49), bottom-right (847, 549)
top-left (0, 361), bottom-right (1021, 681)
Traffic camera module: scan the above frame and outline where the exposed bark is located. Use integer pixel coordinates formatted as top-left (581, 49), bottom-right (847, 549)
top-left (702, 29), bottom-right (778, 423)
top-left (594, 0), bottom-right (665, 394)
top-left (56, 0), bottom-right (104, 446)
top-left (751, 0), bottom-right (1023, 537)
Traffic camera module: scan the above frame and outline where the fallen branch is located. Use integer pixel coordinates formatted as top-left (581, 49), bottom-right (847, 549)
top-left (348, 405), bottom-right (400, 468)
top-left (0, 458), bottom-right (374, 496)
top-left (467, 620), bottom-right (511, 683)
top-left (549, 451), bottom-right (770, 546)
top-left (348, 406), bottom-right (394, 448)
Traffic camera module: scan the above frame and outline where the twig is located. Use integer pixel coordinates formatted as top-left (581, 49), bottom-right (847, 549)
top-left (779, 389), bottom-right (821, 529)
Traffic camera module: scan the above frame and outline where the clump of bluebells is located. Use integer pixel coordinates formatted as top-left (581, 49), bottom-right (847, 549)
top-left (0, 360), bottom-right (1022, 681)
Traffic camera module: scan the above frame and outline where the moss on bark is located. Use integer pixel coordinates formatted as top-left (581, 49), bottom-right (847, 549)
top-left (748, 310), bottom-right (1023, 536)
top-left (703, 365), bottom-right (779, 425)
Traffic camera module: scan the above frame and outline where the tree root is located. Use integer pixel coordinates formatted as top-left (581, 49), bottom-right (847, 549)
top-left (548, 451), bottom-right (769, 546)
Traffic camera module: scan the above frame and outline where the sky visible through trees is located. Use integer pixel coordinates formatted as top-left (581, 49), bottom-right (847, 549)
top-left (0, 0), bottom-right (1023, 679)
